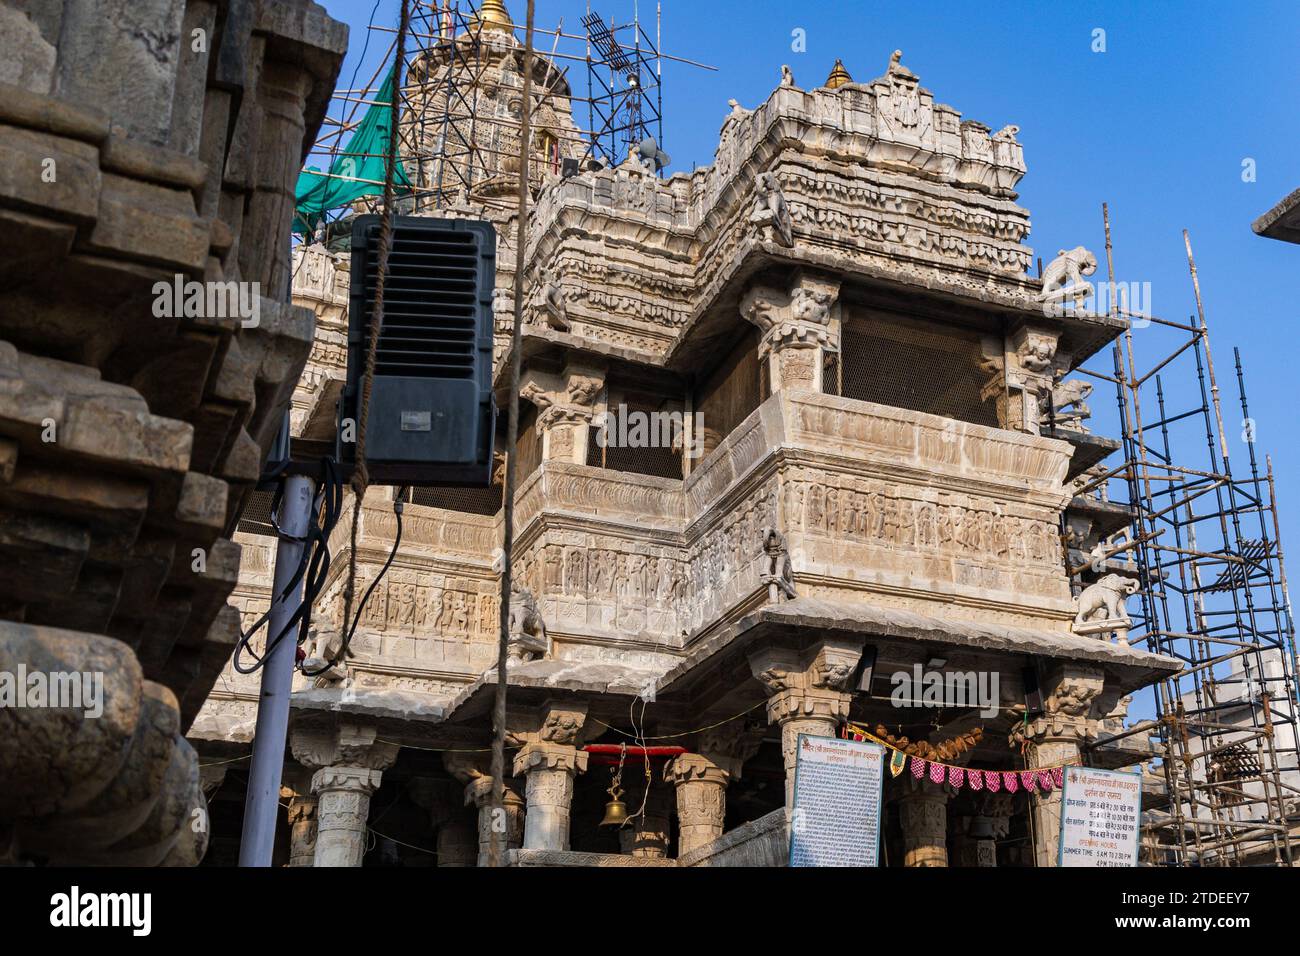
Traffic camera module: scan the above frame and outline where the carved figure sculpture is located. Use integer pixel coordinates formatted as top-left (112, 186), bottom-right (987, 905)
top-left (529, 268), bottom-right (569, 330)
top-left (301, 626), bottom-right (349, 685)
top-left (507, 586), bottom-right (548, 662)
top-left (1045, 377), bottom-right (1093, 431)
top-left (1039, 246), bottom-right (1098, 307)
top-left (1074, 573), bottom-right (1140, 630)
top-left (780, 64), bottom-right (795, 87)
top-left (750, 171), bottom-right (793, 247)
top-left (759, 526), bottom-right (795, 601)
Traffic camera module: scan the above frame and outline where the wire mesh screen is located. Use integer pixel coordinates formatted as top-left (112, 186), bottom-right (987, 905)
top-left (236, 488), bottom-right (278, 537)
top-left (694, 326), bottom-right (762, 458)
top-left (837, 311), bottom-right (998, 427)
top-left (405, 484), bottom-right (502, 515)
top-left (514, 403), bottom-right (542, 481)
top-left (585, 393), bottom-right (684, 480)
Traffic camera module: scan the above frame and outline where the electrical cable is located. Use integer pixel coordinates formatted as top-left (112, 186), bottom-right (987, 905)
top-left (232, 457), bottom-right (344, 674)
top-left (302, 486), bottom-right (406, 677)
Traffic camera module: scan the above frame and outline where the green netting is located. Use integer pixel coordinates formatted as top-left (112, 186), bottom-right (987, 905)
top-left (293, 65), bottom-right (412, 237)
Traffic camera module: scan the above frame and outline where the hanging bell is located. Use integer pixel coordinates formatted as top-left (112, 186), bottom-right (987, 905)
top-left (599, 784), bottom-right (629, 827)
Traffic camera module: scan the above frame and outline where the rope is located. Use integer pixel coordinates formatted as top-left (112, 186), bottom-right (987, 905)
top-left (340, 0), bottom-right (410, 643)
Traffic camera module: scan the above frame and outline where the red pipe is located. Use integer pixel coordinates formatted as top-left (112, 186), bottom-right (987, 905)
top-left (582, 745), bottom-right (686, 758)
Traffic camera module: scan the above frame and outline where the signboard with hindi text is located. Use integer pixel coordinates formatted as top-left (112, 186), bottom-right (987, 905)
top-left (1058, 766), bottom-right (1142, 867)
top-left (789, 734), bottom-right (884, 867)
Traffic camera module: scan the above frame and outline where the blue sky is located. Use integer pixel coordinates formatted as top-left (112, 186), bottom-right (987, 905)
top-left (318, 1), bottom-right (1300, 716)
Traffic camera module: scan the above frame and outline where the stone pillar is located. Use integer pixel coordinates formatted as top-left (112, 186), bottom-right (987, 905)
top-left (514, 743), bottom-right (587, 851)
top-left (280, 768), bottom-right (318, 868)
top-left (464, 776), bottom-right (525, 866)
top-left (519, 362), bottom-right (605, 464)
top-left (741, 272), bottom-right (841, 393)
top-left (664, 753), bottom-right (730, 855)
top-left (897, 776), bottom-right (951, 867)
top-left (412, 777), bottom-right (478, 868)
top-left (1009, 663), bottom-right (1106, 867)
top-left (749, 639), bottom-right (863, 807)
top-left (982, 325), bottom-right (1064, 435)
top-left (291, 723), bottom-right (398, 868)
top-left (510, 701), bottom-right (590, 852)
top-left (311, 766), bottom-right (382, 867)
top-left (955, 792), bottom-right (1014, 867)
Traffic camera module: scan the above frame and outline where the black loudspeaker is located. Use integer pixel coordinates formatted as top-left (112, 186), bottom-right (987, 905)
top-left (340, 215), bottom-right (496, 486)
top-left (1023, 666), bottom-right (1044, 716)
top-left (561, 157), bottom-right (581, 178)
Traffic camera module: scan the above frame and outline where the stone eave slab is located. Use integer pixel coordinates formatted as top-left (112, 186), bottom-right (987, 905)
top-left (440, 659), bottom-right (672, 725)
top-left (492, 326), bottom-right (679, 398)
top-left (664, 239), bottom-right (1129, 380)
top-left (657, 596), bottom-right (1180, 699)
top-left (1252, 187), bottom-right (1300, 244)
top-left (1046, 426), bottom-right (1122, 480)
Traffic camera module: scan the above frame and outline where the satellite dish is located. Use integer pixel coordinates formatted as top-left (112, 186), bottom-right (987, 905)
top-left (635, 136), bottom-right (671, 172)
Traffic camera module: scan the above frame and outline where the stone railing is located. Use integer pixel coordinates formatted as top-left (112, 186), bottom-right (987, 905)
top-left (678, 809), bottom-right (788, 867)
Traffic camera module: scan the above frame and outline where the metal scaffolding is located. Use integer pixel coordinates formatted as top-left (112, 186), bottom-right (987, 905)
top-left (1080, 207), bottom-right (1300, 865)
top-left (300, 0), bottom-right (709, 237)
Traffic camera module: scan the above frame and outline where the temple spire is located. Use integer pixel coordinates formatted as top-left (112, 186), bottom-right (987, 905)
top-left (474, 0), bottom-right (514, 34)
top-left (825, 58), bottom-right (852, 89)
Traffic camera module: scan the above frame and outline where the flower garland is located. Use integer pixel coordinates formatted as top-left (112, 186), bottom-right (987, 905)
top-left (841, 721), bottom-right (1076, 794)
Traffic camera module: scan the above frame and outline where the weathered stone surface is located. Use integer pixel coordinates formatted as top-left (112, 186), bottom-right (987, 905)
top-left (0, 0), bottom-right (346, 865)
top-left (19, 680), bottom-right (179, 851)
top-left (0, 621), bottom-right (142, 818)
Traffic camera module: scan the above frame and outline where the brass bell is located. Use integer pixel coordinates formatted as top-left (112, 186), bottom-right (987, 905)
top-left (599, 784), bottom-right (629, 827)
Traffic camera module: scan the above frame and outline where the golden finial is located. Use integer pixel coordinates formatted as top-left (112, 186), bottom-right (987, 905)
top-left (473, 0), bottom-right (514, 34)
top-left (825, 58), bottom-right (852, 89)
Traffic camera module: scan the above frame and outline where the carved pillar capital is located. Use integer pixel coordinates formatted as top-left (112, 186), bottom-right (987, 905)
top-left (1008, 663), bottom-right (1108, 748)
top-left (740, 272), bottom-right (841, 392)
top-left (987, 325), bottom-right (1065, 435)
top-left (697, 721), bottom-right (765, 781)
top-left (512, 740), bottom-right (590, 777)
top-left (664, 751), bottom-right (731, 788)
top-left (311, 765), bottom-right (383, 796)
top-left (519, 362), bottom-right (605, 463)
top-left (665, 753), bottom-right (730, 856)
top-left (748, 639), bottom-right (863, 807)
top-left (291, 723), bottom-right (398, 773)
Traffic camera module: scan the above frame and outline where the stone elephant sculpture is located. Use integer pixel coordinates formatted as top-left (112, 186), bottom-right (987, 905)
top-left (1074, 573), bottom-right (1140, 627)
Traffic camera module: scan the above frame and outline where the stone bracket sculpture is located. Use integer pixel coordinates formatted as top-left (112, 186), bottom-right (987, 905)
top-left (750, 171), bottom-right (794, 247)
top-left (1038, 246), bottom-right (1098, 313)
top-left (302, 626), bottom-right (350, 686)
top-left (1043, 376), bottom-right (1093, 433)
top-left (528, 265), bottom-right (570, 331)
top-left (990, 325), bottom-right (1063, 435)
top-left (507, 585), bottom-right (549, 663)
top-left (759, 527), bottom-right (796, 602)
top-left (1072, 573), bottom-right (1140, 641)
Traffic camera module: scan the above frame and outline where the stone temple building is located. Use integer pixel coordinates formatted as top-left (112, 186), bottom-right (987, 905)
top-left (183, 6), bottom-right (1182, 867)
top-left (0, 0), bottom-right (346, 865)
